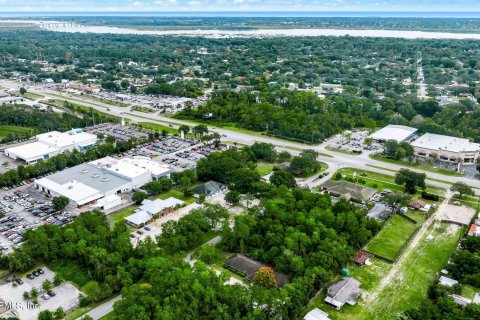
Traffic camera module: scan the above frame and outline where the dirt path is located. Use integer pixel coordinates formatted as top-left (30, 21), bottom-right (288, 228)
top-left (364, 190), bottom-right (452, 303)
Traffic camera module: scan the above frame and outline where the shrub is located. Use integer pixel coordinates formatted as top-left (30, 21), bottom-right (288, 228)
top-left (421, 191), bottom-right (439, 201)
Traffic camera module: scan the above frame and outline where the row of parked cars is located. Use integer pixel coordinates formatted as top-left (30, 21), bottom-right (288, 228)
top-left (12, 268), bottom-right (57, 300)
top-left (130, 226), bottom-right (151, 239)
top-left (0, 191), bottom-right (73, 248)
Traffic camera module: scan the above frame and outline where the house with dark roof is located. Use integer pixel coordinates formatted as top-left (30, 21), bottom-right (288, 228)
top-left (223, 253), bottom-right (289, 288)
top-left (320, 181), bottom-right (377, 204)
top-left (193, 180), bottom-right (226, 198)
top-left (325, 277), bottom-right (362, 309)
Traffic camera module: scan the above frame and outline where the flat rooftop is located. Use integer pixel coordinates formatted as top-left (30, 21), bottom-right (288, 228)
top-left (370, 125), bottom-right (418, 142)
top-left (5, 142), bottom-right (59, 160)
top-left (412, 133), bottom-right (480, 153)
top-left (40, 163), bottom-right (130, 194)
top-left (90, 156), bottom-right (171, 179)
top-left (36, 177), bottom-right (103, 205)
top-left (36, 129), bottom-right (97, 148)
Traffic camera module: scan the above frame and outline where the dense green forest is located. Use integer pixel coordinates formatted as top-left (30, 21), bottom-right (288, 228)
top-left (2, 29), bottom-right (480, 89)
top-left (178, 89), bottom-right (480, 143)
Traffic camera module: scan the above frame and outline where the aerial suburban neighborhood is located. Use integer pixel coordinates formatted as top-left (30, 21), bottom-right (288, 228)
top-left (0, 2), bottom-right (479, 320)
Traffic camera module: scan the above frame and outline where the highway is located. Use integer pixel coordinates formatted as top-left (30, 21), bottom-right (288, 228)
top-left (1, 79), bottom-right (479, 193)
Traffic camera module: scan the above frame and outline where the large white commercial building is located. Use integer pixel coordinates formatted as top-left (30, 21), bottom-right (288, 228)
top-left (35, 156), bottom-right (171, 207)
top-left (369, 125), bottom-right (418, 143)
top-left (89, 156), bottom-right (172, 188)
top-left (411, 133), bottom-right (480, 164)
top-left (5, 129), bottom-right (97, 164)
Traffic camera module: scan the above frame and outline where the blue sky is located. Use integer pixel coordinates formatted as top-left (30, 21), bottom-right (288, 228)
top-left (0, 0), bottom-right (479, 12)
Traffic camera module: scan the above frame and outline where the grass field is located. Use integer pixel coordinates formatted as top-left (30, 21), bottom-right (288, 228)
top-left (46, 99), bottom-right (120, 122)
top-left (0, 125), bottom-right (35, 139)
top-left (256, 162), bottom-right (275, 176)
top-left (364, 215), bottom-right (419, 261)
top-left (338, 167), bottom-right (446, 196)
top-left (107, 207), bottom-right (135, 229)
top-left (138, 122), bottom-right (180, 135)
top-left (369, 155), bottom-right (464, 177)
top-left (450, 194), bottom-right (480, 209)
top-left (155, 189), bottom-right (196, 205)
top-left (10, 90), bottom-right (44, 100)
top-left (309, 222), bottom-right (464, 320)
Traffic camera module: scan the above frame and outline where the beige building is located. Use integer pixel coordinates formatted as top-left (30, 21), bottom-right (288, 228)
top-left (411, 133), bottom-right (480, 164)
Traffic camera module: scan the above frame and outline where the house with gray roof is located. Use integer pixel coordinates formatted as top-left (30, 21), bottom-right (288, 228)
top-left (193, 180), bottom-right (226, 198)
top-left (124, 197), bottom-right (184, 228)
top-left (325, 277), bottom-right (362, 309)
top-left (321, 181), bottom-right (377, 204)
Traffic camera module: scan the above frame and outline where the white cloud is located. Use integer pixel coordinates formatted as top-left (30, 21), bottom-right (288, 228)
top-left (188, 1), bottom-right (201, 5)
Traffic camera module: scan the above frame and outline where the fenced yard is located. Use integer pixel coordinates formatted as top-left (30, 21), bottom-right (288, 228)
top-left (364, 214), bottom-right (419, 262)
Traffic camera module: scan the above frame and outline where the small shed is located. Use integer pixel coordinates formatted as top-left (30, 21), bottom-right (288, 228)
top-left (353, 251), bottom-right (371, 266)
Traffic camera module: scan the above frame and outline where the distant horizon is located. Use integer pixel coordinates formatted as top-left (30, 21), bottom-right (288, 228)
top-left (3, 11), bottom-right (480, 18)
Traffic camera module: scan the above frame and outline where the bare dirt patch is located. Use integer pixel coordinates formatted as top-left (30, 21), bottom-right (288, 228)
top-left (435, 203), bottom-right (475, 225)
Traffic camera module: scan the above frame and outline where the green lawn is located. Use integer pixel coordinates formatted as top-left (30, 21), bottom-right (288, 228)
top-left (405, 209), bottom-right (429, 224)
top-left (369, 155), bottom-right (464, 177)
top-left (461, 285), bottom-right (479, 300)
top-left (364, 215), bottom-right (419, 261)
top-left (0, 125), bottom-right (35, 139)
top-left (46, 99), bottom-right (120, 122)
top-left (309, 222), bottom-right (464, 320)
top-left (10, 90), bottom-right (44, 100)
top-left (338, 168), bottom-right (445, 196)
top-left (138, 122), bottom-right (180, 135)
top-left (450, 194), bottom-right (480, 209)
top-left (155, 189), bottom-right (196, 205)
top-left (107, 207), bottom-right (136, 229)
top-left (256, 162), bottom-right (275, 176)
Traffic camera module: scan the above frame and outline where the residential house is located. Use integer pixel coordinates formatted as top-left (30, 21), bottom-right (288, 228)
top-left (324, 277), bottom-right (362, 310)
top-left (223, 253), bottom-right (289, 288)
top-left (320, 181), bottom-right (377, 204)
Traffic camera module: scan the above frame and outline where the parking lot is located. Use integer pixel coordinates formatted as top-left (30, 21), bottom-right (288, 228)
top-left (86, 123), bottom-right (149, 141)
top-left (327, 130), bottom-right (382, 154)
top-left (89, 91), bottom-right (207, 113)
top-left (125, 136), bottom-right (228, 172)
top-left (0, 184), bottom-right (75, 253)
top-left (0, 267), bottom-right (80, 320)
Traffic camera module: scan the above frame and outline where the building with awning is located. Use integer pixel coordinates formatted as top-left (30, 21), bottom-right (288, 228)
top-left (412, 133), bottom-right (480, 164)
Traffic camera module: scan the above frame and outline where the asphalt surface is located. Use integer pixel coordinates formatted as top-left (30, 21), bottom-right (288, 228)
top-left (1, 80), bottom-right (479, 194)
top-left (82, 295), bottom-right (122, 320)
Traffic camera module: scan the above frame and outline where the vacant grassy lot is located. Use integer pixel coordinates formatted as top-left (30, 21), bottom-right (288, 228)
top-left (365, 215), bottom-right (418, 261)
top-left (338, 167), bottom-right (445, 196)
top-left (0, 125), bottom-right (35, 139)
top-left (256, 162), bottom-right (274, 176)
top-left (309, 222), bottom-right (464, 320)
